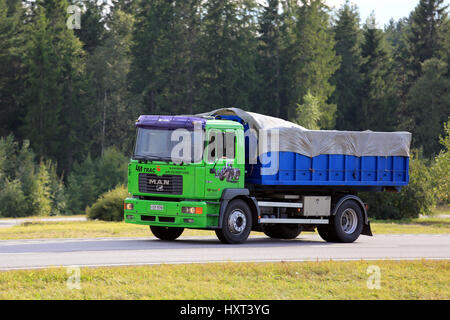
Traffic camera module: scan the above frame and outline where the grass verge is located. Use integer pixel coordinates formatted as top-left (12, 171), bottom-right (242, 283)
top-left (0, 260), bottom-right (448, 300)
top-left (370, 217), bottom-right (450, 234)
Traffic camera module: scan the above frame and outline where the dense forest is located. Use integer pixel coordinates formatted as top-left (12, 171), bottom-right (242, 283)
top-left (0, 0), bottom-right (448, 218)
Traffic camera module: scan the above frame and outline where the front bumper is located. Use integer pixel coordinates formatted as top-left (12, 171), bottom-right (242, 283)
top-left (124, 198), bottom-right (220, 229)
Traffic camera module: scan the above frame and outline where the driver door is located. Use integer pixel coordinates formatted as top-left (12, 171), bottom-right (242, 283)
top-left (204, 129), bottom-right (241, 199)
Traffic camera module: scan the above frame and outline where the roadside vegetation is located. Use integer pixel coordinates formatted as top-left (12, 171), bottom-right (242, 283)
top-left (0, 260), bottom-right (448, 300)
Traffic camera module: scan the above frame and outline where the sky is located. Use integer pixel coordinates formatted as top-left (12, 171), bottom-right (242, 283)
top-left (326, 0), bottom-right (450, 27)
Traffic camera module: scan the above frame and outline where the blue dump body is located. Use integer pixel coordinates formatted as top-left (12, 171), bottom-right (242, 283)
top-left (217, 115), bottom-right (410, 190)
top-left (245, 152), bottom-right (409, 189)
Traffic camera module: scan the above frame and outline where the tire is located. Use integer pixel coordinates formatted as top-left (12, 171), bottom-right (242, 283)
top-left (320, 200), bottom-right (363, 243)
top-left (150, 226), bottom-right (184, 240)
top-left (263, 224), bottom-right (302, 239)
top-left (317, 224), bottom-right (337, 242)
top-left (215, 199), bottom-right (252, 244)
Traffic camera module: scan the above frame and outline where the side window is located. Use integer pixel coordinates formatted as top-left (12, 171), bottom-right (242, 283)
top-left (207, 134), bottom-right (216, 163)
top-left (206, 130), bottom-right (236, 163)
top-left (223, 131), bottom-right (236, 160)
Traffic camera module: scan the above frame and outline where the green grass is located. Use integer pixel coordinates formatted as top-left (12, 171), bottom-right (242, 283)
top-left (0, 260), bottom-right (448, 299)
top-left (370, 217), bottom-right (450, 234)
top-left (0, 215), bottom-right (86, 220)
top-left (0, 216), bottom-right (449, 240)
top-left (0, 220), bottom-right (218, 239)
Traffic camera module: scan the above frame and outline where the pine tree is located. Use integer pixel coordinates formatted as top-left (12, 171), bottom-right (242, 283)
top-left (129, 0), bottom-right (183, 114)
top-left (33, 160), bottom-right (52, 216)
top-left (406, 59), bottom-right (450, 157)
top-left (405, 0), bottom-right (449, 80)
top-left (21, 4), bottom-right (63, 159)
top-left (172, 0), bottom-right (204, 114)
top-left (198, 0), bottom-right (259, 112)
top-left (0, 136), bottom-right (25, 218)
top-left (73, 0), bottom-right (108, 54)
top-left (67, 154), bottom-right (97, 214)
top-left (21, 0), bottom-right (89, 175)
top-left (257, 0), bottom-right (284, 117)
top-left (359, 13), bottom-right (398, 131)
top-left (0, 136), bottom-right (37, 217)
top-left (384, 18), bottom-right (410, 125)
top-left (88, 7), bottom-right (135, 155)
top-left (0, 0), bottom-right (26, 137)
top-left (288, 0), bottom-right (340, 128)
top-left (331, 1), bottom-right (363, 130)
top-left (47, 160), bottom-right (67, 215)
top-left (15, 139), bottom-right (38, 212)
top-left (396, 0), bottom-right (450, 157)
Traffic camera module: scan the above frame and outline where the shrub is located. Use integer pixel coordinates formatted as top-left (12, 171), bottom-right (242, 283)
top-left (432, 120), bottom-right (449, 204)
top-left (87, 185), bottom-right (129, 221)
top-left (0, 135), bottom-right (67, 217)
top-left (359, 152), bottom-right (436, 220)
top-left (0, 179), bottom-right (29, 217)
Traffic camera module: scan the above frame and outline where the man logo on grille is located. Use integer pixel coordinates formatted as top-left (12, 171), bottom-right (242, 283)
top-left (156, 185), bottom-right (164, 191)
top-left (148, 179), bottom-right (170, 186)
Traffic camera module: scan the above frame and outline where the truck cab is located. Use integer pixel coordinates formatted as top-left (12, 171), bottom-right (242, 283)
top-left (124, 115), bottom-right (253, 243)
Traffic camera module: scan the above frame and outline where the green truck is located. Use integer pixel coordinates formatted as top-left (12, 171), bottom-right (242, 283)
top-left (124, 109), bottom-right (411, 244)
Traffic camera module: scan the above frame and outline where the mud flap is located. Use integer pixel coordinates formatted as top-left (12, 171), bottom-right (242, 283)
top-left (362, 221), bottom-right (373, 236)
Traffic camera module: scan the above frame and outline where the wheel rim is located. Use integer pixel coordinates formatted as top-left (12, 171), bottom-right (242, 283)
top-left (228, 209), bottom-right (247, 234)
top-left (340, 208), bottom-right (358, 234)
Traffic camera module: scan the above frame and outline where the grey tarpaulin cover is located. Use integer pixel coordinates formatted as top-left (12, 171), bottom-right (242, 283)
top-left (197, 108), bottom-right (412, 158)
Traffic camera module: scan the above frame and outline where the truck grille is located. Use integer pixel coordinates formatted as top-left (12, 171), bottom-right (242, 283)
top-left (138, 174), bottom-right (183, 195)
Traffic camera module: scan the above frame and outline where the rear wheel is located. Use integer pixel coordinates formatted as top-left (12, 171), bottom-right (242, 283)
top-left (318, 200), bottom-right (363, 243)
top-left (150, 226), bottom-right (184, 240)
top-left (263, 224), bottom-right (302, 239)
top-left (317, 224), bottom-right (337, 242)
top-left (215, 199), bottom-right (252, 244)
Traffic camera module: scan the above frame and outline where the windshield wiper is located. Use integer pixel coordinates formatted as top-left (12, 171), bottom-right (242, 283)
top-left (133, 155), bottom-right (167, 162)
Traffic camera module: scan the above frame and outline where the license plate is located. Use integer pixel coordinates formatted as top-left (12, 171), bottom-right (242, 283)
top-left (150, 205), bottom-right (164, 211)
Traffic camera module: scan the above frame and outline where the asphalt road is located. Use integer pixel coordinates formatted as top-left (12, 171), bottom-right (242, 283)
top-left (0, 234), bottom-right (449, 270)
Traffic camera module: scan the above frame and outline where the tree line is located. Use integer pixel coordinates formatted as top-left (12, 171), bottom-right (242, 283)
top-left (0, 0), bottom-right (448, 217)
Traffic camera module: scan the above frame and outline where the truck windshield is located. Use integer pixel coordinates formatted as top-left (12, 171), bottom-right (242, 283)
top-left (134, 128), bottom-right (203, 163)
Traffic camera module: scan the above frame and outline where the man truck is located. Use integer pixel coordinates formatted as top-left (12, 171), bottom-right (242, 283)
top-left (124, 108), bottom-right (411, 244)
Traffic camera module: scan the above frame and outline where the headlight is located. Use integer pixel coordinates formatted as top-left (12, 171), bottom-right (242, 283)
top-left (181, 207), bottom-right (203, 214)
top-left (124, 203), bottom-right (134, 210)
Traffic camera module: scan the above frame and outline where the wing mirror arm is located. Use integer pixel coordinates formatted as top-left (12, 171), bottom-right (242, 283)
top-left (210, 159), bottom-right (218, 174)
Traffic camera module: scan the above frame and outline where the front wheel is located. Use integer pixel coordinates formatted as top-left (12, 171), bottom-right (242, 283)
top-left (150, 226), bottom-right (184, 240)
top-left (215, 199), bottom-right (252, 244)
